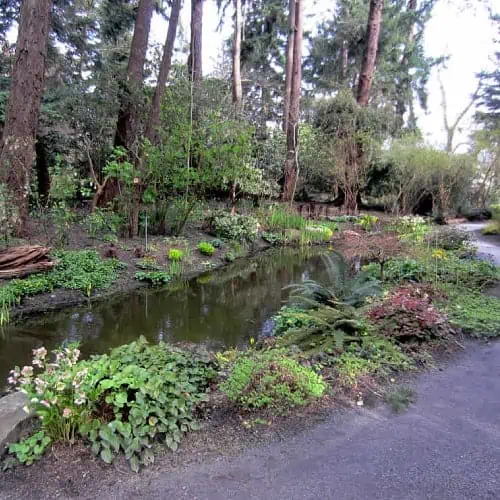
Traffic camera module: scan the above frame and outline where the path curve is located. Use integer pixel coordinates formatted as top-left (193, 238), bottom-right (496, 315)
top-left (107, 224), bottom-right (500, 499)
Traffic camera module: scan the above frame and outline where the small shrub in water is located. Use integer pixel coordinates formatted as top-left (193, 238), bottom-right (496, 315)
top-left (221, 350), bottom-right (326, 410)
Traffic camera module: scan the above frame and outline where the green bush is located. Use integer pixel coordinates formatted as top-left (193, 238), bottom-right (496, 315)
top-left (135, 271), bottom-right (171, 285)
top-left (198, 241), bottom-right (215, 256)
top-left (168, 248), bottom-right (184, 262)
top-left (86, 208), bottom-right (124, 238)
top-left (358, 214), bottom-right (379, 231)
top-left (8, 338), bottom-right (216, 471)
top-left (425, 227), bottom-right (472, 251)
top-left (221, 350), bottom-right (326, 409)
top-left (225, 251), bottom-right (235, 263)
top-left (391, 216), bottom-right (429, 242)
top-left (209, 212), bottom-right (259, 241)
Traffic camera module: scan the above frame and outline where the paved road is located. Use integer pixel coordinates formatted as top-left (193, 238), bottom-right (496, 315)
top-left (109, 225), bottom-right (500, 500)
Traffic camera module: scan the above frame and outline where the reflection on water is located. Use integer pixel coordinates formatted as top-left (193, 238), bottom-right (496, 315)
top-left (0, 247), bottom-right (346, 384)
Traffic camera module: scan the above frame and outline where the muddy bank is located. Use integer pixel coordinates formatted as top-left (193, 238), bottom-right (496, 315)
top-left (8, 236), bottom-right (272, 322)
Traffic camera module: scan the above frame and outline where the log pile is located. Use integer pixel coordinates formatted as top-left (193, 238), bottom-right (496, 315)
top-left (0, 246), bottom-right (56, 279)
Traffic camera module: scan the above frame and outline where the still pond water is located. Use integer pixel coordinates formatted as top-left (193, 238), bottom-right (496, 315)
top-left (0, 247), bottom-right (346, 384)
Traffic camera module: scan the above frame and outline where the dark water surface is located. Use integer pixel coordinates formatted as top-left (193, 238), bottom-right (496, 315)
top-left (0, 247), bottom-right (346, 384)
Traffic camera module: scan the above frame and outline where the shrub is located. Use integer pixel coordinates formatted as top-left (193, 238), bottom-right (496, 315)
top-left (358, 214), bottom-right (379, 231)
top-left (8, 339), bottom-right (216, 471)
top-left (220, 350), bottom-right (326, 409)
top-left (482, 222), bottom-right (500, 235)
top-left (424, 227), bottom-right (472, 251)
top-left (198, 241), bottom-right (215, 256)
top-left (225, 251), bottom-right (235, 263)
top-left (369, 286), bottom-right (455, 341)
top-left (86, 208), bottom-right (124, 238)
top-left (211, 238), bottom-right (224, 248)
top-left (168, 248), bottom-right (184, 262)
top-left (391, 216), bottom-right (429, 242)
top-left (384, 386), bottom-right (417, 413)
top-left (209, 212), bottom-right (259, 241)
top-left (135, 271), bottom-right (171, 285)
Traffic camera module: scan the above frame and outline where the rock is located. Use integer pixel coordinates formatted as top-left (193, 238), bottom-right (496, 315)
top-left (0, 392), bottom-right (32, 456)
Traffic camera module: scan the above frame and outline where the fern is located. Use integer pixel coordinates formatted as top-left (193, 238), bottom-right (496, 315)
top-left (276, 305), bottom-right (368, 355)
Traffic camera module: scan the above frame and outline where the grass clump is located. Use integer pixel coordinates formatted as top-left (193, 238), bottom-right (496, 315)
top-left (198, 241), bottom-right (215, 256)
top-left (266, 206), bottom-right (307, 231)
top-left (221, 350), bottom-right (326, 410)
top-left (384, 386), bottom-right (417, 414)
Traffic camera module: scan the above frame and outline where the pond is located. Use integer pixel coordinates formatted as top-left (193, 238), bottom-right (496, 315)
top-left (0, 247), bottom-right (347, 385)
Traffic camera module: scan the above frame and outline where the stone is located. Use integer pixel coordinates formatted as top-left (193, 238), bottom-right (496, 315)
top-left (0, 392), bottom-right (32, 456)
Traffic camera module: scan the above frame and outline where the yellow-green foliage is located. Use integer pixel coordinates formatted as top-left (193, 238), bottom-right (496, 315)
top-left (220, 350), bottom-right (326, 409)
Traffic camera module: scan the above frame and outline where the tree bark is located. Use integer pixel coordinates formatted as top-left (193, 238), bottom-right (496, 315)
top-left (115, 0), bottom-right (154, 151)
top-left (283, 0), bottom-right (296, 132)
top-left (232, 0), bottom-right (243, 108)
top-left (0, 0), bottom-right (53, 235)
top-left (188, 0), bottom-right (204, 85)
top-left (145, 0), bottom-right (182, 145)
top-left (282, 0), bottom-right (304, 203)
top-left (357, 0), bottom-right (384, 107)
top-left (395, 0), bottom-right (417, 128)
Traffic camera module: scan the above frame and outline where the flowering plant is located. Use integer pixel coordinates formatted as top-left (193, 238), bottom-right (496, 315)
top-left (9, 344), bottom-right (90, 443)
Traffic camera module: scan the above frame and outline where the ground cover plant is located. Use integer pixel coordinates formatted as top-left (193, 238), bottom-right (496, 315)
top-left (7, 338), bottom-right (217, 471)
top-left (0, 250), bottom-right (125, 324)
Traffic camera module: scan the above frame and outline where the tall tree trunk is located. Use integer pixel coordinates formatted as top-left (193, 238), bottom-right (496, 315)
top-left (357, 0), bottom-right (384, 107)
top-left (0, 0), bottom-right (53, 235)
top-left (282, 0), bottom-right (304, 203)
top-left (231, 0), bottom-right (243, 214)
top-left (145, 0), bottom-right (182, 145)
top-left (283, 0), bottom-right (296, 132)
top-left (115, 0), bottom-right (154, 152)
top-left (232, 0), bottom-right (243, 108)
top-left (341, 0), bottom-right (383, 215)
top-left (188, 0), bottom-right (204, 85)
top-left (341, 40), bottom-right (348, 82)
top-left (395, 0), bottom-right (417, 129)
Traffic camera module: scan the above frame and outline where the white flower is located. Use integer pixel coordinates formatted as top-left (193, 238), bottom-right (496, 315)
top-left (40, 400), bottom-right (50, 408)
top-left (30, 397), bottom-right (39, 403)
top-left (22, 406), bottom-right (30, 414)
top-left (63, 408), bottom-right (72, 418)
